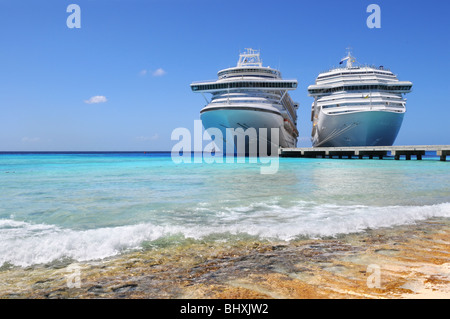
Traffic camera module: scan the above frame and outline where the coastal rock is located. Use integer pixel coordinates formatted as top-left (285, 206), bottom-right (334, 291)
top-left (0, 219), bottom-right (449, 299)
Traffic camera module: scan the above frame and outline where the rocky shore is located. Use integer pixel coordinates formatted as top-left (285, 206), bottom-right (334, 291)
top-left (1, 218), bottom-right (449, 299)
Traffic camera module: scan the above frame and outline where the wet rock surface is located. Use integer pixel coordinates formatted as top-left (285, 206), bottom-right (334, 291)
top-left (1, 218), bottom-right (449, 299)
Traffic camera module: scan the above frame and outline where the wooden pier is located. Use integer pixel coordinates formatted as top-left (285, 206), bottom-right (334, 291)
top-left (279, 145), bottom-right (450, 161)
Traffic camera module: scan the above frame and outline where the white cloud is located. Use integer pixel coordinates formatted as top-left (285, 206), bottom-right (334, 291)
top-left (152, 68), bottom-right (166, 77)
top-left (21, 137), bottom-right (40, 143)
top-left (139, 68), bottom-right (166, 77)
top-left (84, 95), bottom-right (108, 104)
top-left (136, 134), bottom-right (159, 141)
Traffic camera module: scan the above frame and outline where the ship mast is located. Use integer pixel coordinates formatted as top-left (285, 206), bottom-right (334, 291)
top-left (340, 47), bottom-right (356, 68)
top-left (237, 48), bottom-right (263, 67)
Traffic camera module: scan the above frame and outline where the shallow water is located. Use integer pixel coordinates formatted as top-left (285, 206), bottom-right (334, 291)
top-left (1, 153), bottom-right (449, 267)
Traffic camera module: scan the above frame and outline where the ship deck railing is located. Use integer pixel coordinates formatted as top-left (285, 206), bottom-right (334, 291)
top-left (190, 78), bottom-right (298, 84)
top-left (320, 64), bottom-right (392, 72)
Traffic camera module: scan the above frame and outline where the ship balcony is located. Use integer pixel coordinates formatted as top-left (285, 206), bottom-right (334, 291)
top-left (323, 104), bottom-right (406, 115)
top-left (308, 82), bottom-right (413, 96)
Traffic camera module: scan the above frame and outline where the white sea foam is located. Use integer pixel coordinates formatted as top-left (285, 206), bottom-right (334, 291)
top-left (1, 202), bottom-right (449, 267)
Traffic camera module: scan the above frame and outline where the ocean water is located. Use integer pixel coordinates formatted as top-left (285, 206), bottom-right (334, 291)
top-left (0, 152), bottom-right (449, 267)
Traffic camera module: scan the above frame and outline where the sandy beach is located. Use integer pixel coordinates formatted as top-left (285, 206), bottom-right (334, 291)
top-left (0, 217), bottom-right (448, 299)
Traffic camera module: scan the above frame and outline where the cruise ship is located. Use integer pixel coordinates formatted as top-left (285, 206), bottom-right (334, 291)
top-left (190, 48), bottom-right (299, 154)
top-left (308, 51), bottom-right (413, 147)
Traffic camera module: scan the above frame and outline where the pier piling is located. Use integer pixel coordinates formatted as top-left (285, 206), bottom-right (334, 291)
top-left (437, 150), bottom-right (450, 162)
top-left (279, 145), bottom-right (450, 161)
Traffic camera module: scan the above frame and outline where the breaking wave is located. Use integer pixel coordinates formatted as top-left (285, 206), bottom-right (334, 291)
top-left (1, 202), bottom-right (449, 267)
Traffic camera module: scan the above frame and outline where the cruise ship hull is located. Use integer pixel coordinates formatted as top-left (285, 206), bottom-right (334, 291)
top-left (200, 106), bottom-right (296, 154)
top-left (313, 110), bottom-right (404, 147)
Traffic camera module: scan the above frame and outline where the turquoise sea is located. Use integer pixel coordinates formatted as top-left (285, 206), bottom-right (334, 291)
top-left (0, 152), bottom-right (449, 268)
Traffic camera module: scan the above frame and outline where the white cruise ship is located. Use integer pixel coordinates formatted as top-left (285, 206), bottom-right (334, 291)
top-left (190, 48), bottom-right (299, 154)
top-left (308, 51), bottom-right (412, 147)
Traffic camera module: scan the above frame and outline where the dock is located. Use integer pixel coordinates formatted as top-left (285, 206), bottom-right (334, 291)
top-left (279, 145), bottom-right (450, 161)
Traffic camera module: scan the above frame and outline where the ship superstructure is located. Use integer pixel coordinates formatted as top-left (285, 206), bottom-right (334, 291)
top-left (191, 48), bottom-right (299, 153)
top-left (308, 50), bottom-right (412, 147)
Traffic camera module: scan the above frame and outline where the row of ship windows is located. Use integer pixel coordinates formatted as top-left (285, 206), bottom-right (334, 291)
top-left (192, 82), bottom-right (297, 91)
top-left (309, 85), bottom-right (411, 94)
top-left (211, 99), bottom-right (275, 104)
top-left (320, 92), bottom-right (403, 98)
top-left (328, 109), bottom-right (404, 115)
top-left (317, 70), bottom-right (393, 80)
top-left (220, 75), bottom-right (278, 80)
top-left (213, 91), bottom-right (281, 97)
top-left (218, 68), bottom-right (280, 77)
top-left (322, 102), bottom-right (405, 109)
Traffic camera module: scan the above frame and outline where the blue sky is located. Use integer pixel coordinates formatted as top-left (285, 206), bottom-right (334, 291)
top-left (0, 0), bottom-right (449, 151)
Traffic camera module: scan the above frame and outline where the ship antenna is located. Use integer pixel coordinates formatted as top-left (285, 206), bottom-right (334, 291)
top-left (340, 47), bottom-right (356, 68)
top-left (237, 48), bottom-right (263, 67)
